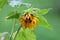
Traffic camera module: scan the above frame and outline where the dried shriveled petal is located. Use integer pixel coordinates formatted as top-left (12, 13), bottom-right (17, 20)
top-left (19, 13), bottom-right (38, 29)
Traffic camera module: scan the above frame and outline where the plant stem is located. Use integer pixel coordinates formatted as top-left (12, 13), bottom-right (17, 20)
top-left (10, 19), bottom-right (16, 40)
top-left (13, 25), bottom-right (21, 40)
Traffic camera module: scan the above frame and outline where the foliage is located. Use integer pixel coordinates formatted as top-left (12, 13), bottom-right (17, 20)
top-left (0, 0), bottom-right (52, 40)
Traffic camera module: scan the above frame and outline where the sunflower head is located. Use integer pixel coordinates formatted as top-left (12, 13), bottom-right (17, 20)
top-left (19, 12), bottom-right (38, 29)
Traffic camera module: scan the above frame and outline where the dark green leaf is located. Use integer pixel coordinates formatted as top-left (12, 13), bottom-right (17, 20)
top-left (6, 12), bottom-right (20, 19)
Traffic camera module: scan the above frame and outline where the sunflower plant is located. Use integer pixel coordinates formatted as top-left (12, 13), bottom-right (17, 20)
top-left (6, 7), bottom-right (52, 40)
top-left (0, 0), bottom-right (52, 40)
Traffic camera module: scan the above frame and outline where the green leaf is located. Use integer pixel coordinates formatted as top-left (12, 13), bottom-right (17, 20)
top-left (38, 16), bottom-right (52, 30)
top-left (6, 12), bottom-right (20, 19)
top-left (0, 0), bottom-right (7, 9)
top-left (13, 28), bottom-right (36, 40)
top-left (37, 8), bottom-right (52, 15)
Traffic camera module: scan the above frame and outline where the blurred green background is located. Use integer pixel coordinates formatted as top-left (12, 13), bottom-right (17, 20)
top-left (0, 0), bottom-right (60, 40)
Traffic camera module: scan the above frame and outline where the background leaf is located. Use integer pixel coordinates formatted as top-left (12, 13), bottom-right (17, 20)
top-left (0, 0), bottom-right (7, 10)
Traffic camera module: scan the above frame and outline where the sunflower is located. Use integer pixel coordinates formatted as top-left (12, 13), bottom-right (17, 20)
top-left (19, 12), bottom-right (38, 29)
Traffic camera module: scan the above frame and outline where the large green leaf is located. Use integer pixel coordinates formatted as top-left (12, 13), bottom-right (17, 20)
top-left (13, 28), bottom-right (36, 40)
top-left (0, 0), bottom-right (7, 9)
top-left (38, 16), bottom-right (52, 30)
